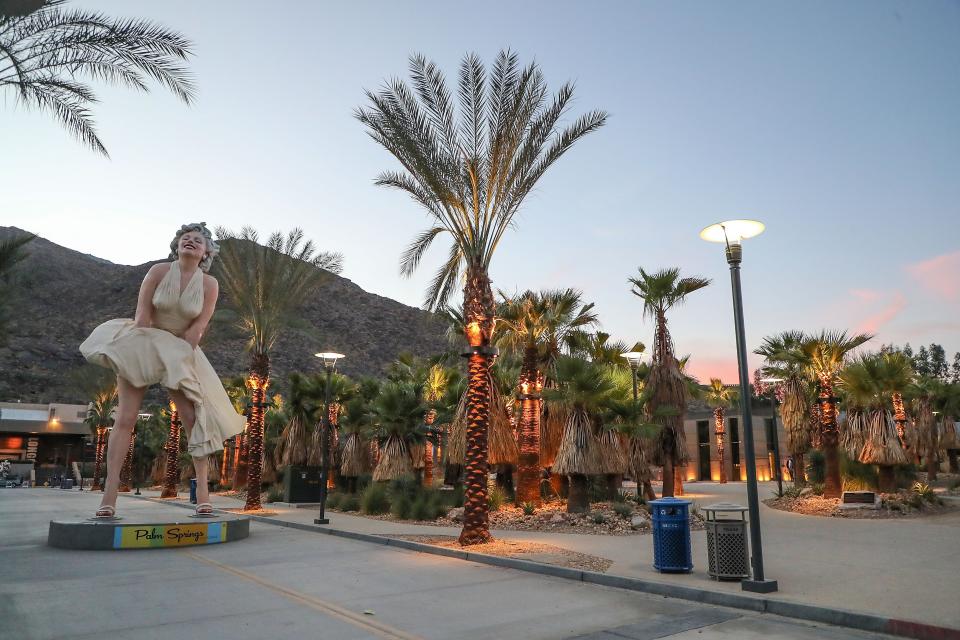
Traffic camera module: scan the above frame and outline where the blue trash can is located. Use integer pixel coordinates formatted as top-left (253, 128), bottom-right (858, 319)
top-left (650, 497), bottom-right (693, 573)
top-left (189, 478), bottom-right (197, 504)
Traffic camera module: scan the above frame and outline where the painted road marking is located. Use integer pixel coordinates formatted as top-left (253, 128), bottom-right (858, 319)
top-left (183, 550), bottom-right (424, 640)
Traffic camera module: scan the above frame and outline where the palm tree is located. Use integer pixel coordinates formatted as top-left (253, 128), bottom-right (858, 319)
top-left (497, 289), bottom-right (598, 505)
top-left (839, 355), bottom-right (908, 492)
top-left (704, 378), bottom-right (736, 483)
top-left (358, 50), bottom-right (606, 544)
top-left (215, 227), bottom-right (343, 510)
top-left (628, 267), bottom-right (710, 497)
top-left (339, 392), bottom-right (377, 493)
top-left (160, 397), bottom-right (182, 498)
top-left (545, 357), bottom-right (616, 513)
top-left (0, 0), bottom-right (195, 156)
top-left (370, 381), bottom-right (428, 482)
top-left (784, 330), bottom-right (872, 498)
top-left (755, 331), bottom-right (812, 483)
top-left (76, 366), bottom-right (116, 491)
top-left (875, 351), bottom-right (915, 448)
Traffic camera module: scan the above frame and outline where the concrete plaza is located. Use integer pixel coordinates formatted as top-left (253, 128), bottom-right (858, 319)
top-left (0, 488), bottom-right (912, 640)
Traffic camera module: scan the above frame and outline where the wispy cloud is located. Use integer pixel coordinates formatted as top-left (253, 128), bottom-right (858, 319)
top-left (906, 251), bottom-right (960, 302)
top-left (855, 291), bottom-right (907, 334)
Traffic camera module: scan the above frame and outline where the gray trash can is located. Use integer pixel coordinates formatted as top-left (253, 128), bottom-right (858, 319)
top-left (703, 502), bottom-right (749, 580)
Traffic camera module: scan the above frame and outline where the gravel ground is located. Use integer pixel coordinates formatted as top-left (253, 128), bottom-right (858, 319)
top-left (764, 491), bottom-right (958, 519)
top-left (384, 534), bottom-right (615, 573)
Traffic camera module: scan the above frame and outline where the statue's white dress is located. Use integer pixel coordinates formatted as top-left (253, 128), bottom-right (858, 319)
top-left (80, 261), bottom-right (245, 457)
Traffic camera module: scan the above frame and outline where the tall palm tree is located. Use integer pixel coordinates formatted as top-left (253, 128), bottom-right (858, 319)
top-left (0, 0), bottom-right (195, 156)
top-left (756, 331), bottom-right (812, 483)
top-left (704, 378), bottom-right (736, 484)
top-left (498, 289), bottom-right (598, 505)
top-left (628, 267), bottom-right (710, 497)
top-left (783, 330), bottom-right (872, 498)
top-left (215, 227), bottom-right (343, 510)
top-left (160, 397), bottom-right (181, 498)
top-left (357, 50), bottom-right (606, 543)
top-left (875, 351), bottom-right (915, 448)
top-left (77, 366), bottom-right (116, 491)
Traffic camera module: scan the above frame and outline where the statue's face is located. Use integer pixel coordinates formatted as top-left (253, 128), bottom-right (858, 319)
top-left (177, 230), bottom-right (207, 261)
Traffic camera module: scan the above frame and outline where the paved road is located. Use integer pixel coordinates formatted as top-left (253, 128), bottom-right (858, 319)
top-left (1, 490), bottom-right (898, 640)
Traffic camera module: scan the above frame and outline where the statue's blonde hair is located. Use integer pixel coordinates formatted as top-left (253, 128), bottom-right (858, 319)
top-left (169, 222), bottom-right (219, 272)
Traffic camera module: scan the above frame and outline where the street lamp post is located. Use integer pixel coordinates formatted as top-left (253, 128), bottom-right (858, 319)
top-left (760, 378), bottom-right (785, 496)
top-left (701, 219), bottom-right (778, 594)
top-left (314, 352), bottom-right (344, 525)
top-left (621, 351), bottom-right (644, 403)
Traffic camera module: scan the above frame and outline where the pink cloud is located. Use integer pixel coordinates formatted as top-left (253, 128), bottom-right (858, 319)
top-left (856, 291), bottom-right (907, 334)
top-left (906, 251), bottom-right (960, 302)
top-left (850, 288), bottom-right (882, 302)
top-left (685, 357), bottom-right (741, 385)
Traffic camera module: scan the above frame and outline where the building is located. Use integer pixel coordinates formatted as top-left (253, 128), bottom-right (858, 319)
top-left (677, 405), bottom-right (788, 483)
top-left (0, 402), bottom-right (91, 481)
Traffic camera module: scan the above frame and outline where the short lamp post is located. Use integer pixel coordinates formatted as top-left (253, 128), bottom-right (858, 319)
top-left (314, 352), bottom-right (344, 525)
top-left (701, 219), bottom-right (778, 594)
top-left (621, 351), bottom-right (645, 404)
top-left (760, 378), bottom-right (785, 497)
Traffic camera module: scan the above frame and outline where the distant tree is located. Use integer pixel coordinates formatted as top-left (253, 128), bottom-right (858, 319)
top-left (902, 343), bottom-right (913, 359)
top-left (952, 353), bottom-right (960, 385)
top-left (915, 346), bottom-right (931, 376)
top-left (929, 344), bottom-right (948, 381)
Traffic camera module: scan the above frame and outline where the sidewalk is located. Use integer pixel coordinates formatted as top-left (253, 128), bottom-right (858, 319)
top-left (131, 481), bottom-right (960, 632)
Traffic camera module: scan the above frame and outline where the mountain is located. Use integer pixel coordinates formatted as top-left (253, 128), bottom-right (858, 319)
top-left (0, 227), bottom-right (450, 403)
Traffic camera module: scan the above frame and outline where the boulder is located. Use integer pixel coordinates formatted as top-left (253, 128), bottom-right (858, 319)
top-left (549, 513), bottom-right (564, 523)
top-left (799, 487), bottom-right (813, 497)
top-left (630, 514), bottom-right (650, 529)
top-left (446, 507), bottom-right (464, 522)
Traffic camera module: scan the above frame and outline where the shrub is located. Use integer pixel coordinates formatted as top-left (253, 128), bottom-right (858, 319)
top-left (592, 512), bottom-right (606, 524)
top-left (613, 503), bottom-right (632, 519)
top-left (522, 502), bottom-right (536, 516)
top-left (265, 485), bottom-right (284, 504)
top-left (912, 482), bottom-right (935, 503)
top-left (410, 495), bottom-right (439, 521)
top-left (806, 451), bottom-right (826, 484)
top-left (811, 482), bottom-right (825, 496)
top-left (782, 484), bottom-right (804, 499)
top-left (388, 476), bottom-right (422, 502)
top-left (613, 490), bottom-right (630, 504)
top-left (448, 485), bottom-right (465, 508)
top-left (895, 464), bottom-right (917, 488)
top-left (949, 478), bottom-right (960, 490)
top-left (326, 492), bottom-right (343, 509)
top-left (841, 455), bottom-right (877, 491)
top-left (361, 482), bottom-right (391, 515)
top-left (488, 486), bottom-right (507, 512)
top-left (391, 494), bottom-right (412, 519)
top-left (340, 493), bottom-right (361, 512)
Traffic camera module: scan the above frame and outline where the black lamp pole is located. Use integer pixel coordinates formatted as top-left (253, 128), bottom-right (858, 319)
top-left (725, 240), bottom-right (778, 593)
top-left (315, 366), bottom-right (333, 525)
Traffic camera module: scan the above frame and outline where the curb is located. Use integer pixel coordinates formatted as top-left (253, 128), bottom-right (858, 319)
top-left (130, 495), bottom-right (958, 640)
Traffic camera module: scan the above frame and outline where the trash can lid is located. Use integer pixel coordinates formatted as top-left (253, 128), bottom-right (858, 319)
top-left (649, 497), bottom-right (692, 506)
top-left (703, 502), bottom-right (748, 512)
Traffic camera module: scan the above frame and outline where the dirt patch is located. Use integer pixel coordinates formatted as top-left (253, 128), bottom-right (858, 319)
top-left (765, 492), bottom-right (958, 519)
top-left (385, 534), bottom-right (613, 573)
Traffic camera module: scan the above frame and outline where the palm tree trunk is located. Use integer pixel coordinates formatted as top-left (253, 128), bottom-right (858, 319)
top-left (715, 407), bottom-right (727, 484)
top-left (220, 439), bottom-right (231, 488)
top-left (233, 430), bottom-right (248, 489)
top-left (674, 466), bottom-right (684, 496)
top-left (160, 408), bottom-right (181, 498)
top-left (244, 354), bottom-right (270, 510)
top-left (458, 267), bottom-right (494, 545)
top-left (662, 458), bottom-right (675, 497)
top-left (819, 379), bottom-right (842, 499)
top-left (927, 416), bottom-right (939, 481)
top-left (92, 427), bottom-right (106, 491)
top-left (793, 453), bottom-right (807, 483)
top-left (567, 474), bottom-right (590, 513)
top-left (892, 392), bottom-right (907, 449)
top-left (515, 347), bottom-right (543, 506)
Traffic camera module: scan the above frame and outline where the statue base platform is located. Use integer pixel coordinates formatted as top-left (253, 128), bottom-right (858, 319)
top-left (48, 513), bottom-right (250, 550)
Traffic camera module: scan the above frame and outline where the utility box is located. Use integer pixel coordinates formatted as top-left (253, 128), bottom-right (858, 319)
top-left (704, 502), bottom-right (749, 580)
top-left (283, 466), bottom-right (323, 503)
top-left (650, 497), bottom-right (693, 573)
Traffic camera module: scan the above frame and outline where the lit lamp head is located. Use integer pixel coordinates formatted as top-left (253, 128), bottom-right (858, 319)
top-left (699, 219), bottom-right (765, 264)
top-left (621, 351), bottom-right (645, 370)
top-left (315, 351), bottom-right (345, 372)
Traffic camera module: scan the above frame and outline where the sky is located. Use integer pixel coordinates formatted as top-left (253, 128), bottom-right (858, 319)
top-left (2, 0), bottom-right (958, 381)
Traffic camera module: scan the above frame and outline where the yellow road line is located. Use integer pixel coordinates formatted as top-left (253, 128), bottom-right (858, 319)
top-left (183, 550), bottom-right (424, 640)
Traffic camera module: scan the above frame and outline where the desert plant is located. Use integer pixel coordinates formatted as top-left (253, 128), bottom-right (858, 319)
top-left (811, 482), bottom-right (825, 496)
top-left (391, 494), bottom-right (412, 519)
top-left (487, 485), bottom-right (507, 512)
top-left (360, 482), bottom-right (391, 515)
top-left (522, 502), bottom-right (536, 516)
top-left (592, 512), bottom-right (606, 524)
top-left (613, 503), bottom-right (632, 519)
top-left (340, 493), bottom-right (361, 512)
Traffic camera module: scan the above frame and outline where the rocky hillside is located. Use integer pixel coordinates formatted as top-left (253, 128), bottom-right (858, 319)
top-left (0, 227), bottom-right (450, 403)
